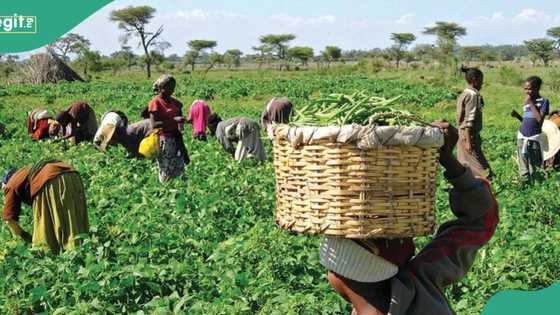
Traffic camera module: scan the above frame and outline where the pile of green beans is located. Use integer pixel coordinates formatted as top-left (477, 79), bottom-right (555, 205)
top-left (291, 90), bottom-right (419, 126)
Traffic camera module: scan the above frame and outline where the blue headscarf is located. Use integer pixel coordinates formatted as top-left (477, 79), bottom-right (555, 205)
top-left (2, 168), bottom-right (17, 186)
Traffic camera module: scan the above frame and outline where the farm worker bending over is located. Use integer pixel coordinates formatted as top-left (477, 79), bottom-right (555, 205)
top-left (149, 74), bottom-right (189, 183)
top-left (27, 108), bottom-right (57, 141)
top-left (53, 101), bottom-right (98, 144)
top-left (261, 97), bottom-right (293, 140)
top-left (188, 100), bottom-right (211, 141)
top-left (511, 76), bottom-right (550, 179)
top-left (207, 113), bottom-right (222, 137)
top-left (456, 66), bottom-right (493, 179)
top-left (321, 121), bottom-right (499, 315)
top-left (215, 116), bottom-right (267, 163)
top-left (94, 111), bottom-right (153, 158)
top-left (2, 160), bottom-right (89, 255)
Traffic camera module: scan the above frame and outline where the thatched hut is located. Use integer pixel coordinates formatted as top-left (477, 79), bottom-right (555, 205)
top-left (14, 51), bottom-right (83, 84)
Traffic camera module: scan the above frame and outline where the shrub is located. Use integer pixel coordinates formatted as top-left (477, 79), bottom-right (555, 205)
top-left (498, 66), bottom-right (524, 86)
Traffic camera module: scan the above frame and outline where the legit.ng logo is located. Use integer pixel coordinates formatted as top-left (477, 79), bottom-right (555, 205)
top-left (0, 14), bottom-right (37, 34)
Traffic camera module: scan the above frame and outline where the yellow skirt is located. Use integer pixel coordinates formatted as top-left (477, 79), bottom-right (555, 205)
top-left (31, 172), bottom-right (89, 254)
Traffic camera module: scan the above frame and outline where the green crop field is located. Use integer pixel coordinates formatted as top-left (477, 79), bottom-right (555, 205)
top-left (1, 68), bottom-right (560, 315)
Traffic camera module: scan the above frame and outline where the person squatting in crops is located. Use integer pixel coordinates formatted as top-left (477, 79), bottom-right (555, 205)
top-left (455, 66), bottom-right (493, 179)
top-left (27, 108), bottom-right (58, 141)
top-left (2, 160), bottom-right (89, 255)
top-left (94, 110), bottom-right (153, 158)
top-left (188, 99), bottom-right (211, 141)
top-left (511, 76), bottom-right (550, 179)
top-left (214, 116), bottom-right (267, 163)
top-left (149, 74), bottom-right (190, 183)
top-left (51, 101), bottom-right (98, 145)
top-left (320, 121), bottom-right (499, 315)
top-left (261, 97), bottom-right (293, 140)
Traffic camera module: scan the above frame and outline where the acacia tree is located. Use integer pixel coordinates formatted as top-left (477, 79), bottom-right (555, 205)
top-left (525, 39), bottom-right (555, 66)
top-left (252, 45), bottom-right (272, 68)
top-left (259, 34), bottom-right (296, 69)
top-left (154, 41), bottom-right (172, 56)
top-left (223, 49), bottom-right (243, 68)
top-left (76, 49), bottom-right (102, 78)
top-left (48, 33), bottom-right (91, 61)
top-left (287, 46), bottom-right (314, 66)
top-left (186, 40), bottom-right (217, 72)
top-left (461, 46), bottom-right (483, 63)
top-left (110, 6), bottom-right (163, 78)
top-left (205, 52), bottom-right (223, 73)
top-left (388, 33), bottom-right (416, 69)
top-left (548, 27), bottom-right (560, 58)
top-left (115, 46), bottom-right (136, 70)
top-left (423, 21), bottom-right (467, 63)
top-left (321, 46), bottom-right (342, 68)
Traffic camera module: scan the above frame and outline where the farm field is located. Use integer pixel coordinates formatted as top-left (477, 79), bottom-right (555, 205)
top-left (1, 67), bottom-right (560, 315)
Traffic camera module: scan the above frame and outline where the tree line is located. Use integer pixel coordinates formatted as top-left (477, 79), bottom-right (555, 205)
top-left (2, 5), bottom-right (560, 79)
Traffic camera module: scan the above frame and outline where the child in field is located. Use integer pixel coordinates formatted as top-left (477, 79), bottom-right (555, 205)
top-left (511, 76), bottom-right (550, 179)
top-left (456, 66), bottom-right (493, 179)
top-left (321, 121), bottom-right (499, 315)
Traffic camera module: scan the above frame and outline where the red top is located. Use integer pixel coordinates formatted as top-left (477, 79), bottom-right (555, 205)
top-left (28, 119), bottom-right (50, 141)
top-left (148, 95), bottom-right (183, 138)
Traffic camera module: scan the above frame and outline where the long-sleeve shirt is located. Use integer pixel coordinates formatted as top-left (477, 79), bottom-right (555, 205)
top-left (188, 100), bottom-right (210, 136)
top-left (3, 162), bottom-right (76, 221)
top-left (387, 169), bottom-right (499, 314)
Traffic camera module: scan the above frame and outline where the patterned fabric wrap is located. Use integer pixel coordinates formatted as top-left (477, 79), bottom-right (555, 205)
top-left (157, 137), bottom-right (185, 183)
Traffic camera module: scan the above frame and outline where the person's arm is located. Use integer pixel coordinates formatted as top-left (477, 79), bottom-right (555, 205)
top-left (5, 219), bottom-right (32, 243)
top-left (3, 186), bottom-right (32, 243)
top-left (149, 113), bottom-right (164, 129)
top-left (511, 110), bottom-right (523, 122)
top-left (459, 93), bottom-right (479, 153)
top-left (407, 122), bottom-right (498, 290)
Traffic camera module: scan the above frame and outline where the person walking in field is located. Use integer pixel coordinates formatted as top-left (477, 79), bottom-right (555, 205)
top-left (94, 111), bottom-right (153, 158)
top-left (52, 101), bottom-right (98, 144)
top-left (214, 116), bottom-right (267, 162)
top-left (511, 76), bottom-right (550, 179)
top-left (261, 97), bottom-right (293, 140)
top-left (188, 100), bottom-right (211, 141)
top-left (148, 74), bottom-right (189, 183)
top-left (456, 66), bottom-right (493, 179)
top-left (321, 121), bottom-right (499, 315)
top-left (27, 108), bottom-right (58, 141)
top-left (2, 160), bottom-right (89, 255)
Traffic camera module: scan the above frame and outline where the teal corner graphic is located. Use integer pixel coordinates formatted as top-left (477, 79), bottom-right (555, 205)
top-left (481, 282), bottom-right (560, 315)
top-left (0, 0), bottom-right (112, 53)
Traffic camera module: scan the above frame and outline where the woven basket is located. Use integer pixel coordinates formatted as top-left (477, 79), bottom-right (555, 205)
top-left (273, 128), bottom-right (440, 238)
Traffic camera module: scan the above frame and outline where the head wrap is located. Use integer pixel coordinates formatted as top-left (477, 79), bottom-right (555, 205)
top-left (152, 74), bottom-right (176, 93)
top-left (2, 168), bottom-right (17, 187)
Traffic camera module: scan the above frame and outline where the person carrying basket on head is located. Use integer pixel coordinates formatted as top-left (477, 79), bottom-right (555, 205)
top-left (321, 121), bottom-right (499, 315)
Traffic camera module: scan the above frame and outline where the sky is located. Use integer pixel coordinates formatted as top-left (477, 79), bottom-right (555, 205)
top-left (29, 0), bottom-right (560, 57)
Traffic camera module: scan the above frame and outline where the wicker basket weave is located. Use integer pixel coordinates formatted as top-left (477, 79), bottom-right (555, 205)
top-left (273, 127), bottom-right (440, 238)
